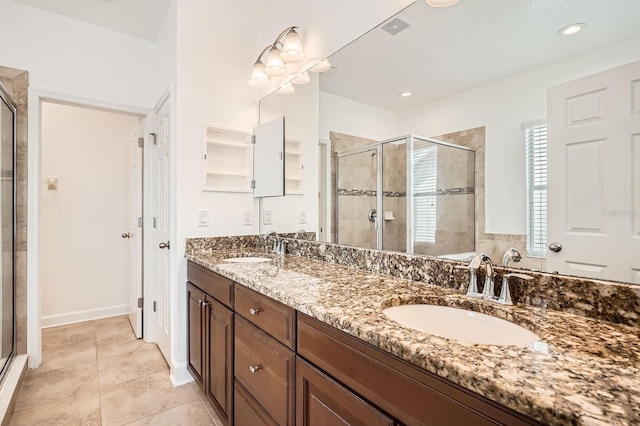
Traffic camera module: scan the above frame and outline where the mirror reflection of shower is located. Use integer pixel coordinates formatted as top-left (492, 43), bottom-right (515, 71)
top-left (334, 133), bottom-right (475, 256)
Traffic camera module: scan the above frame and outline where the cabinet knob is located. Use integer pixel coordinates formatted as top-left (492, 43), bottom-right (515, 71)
top-left (249, 365), bottom-right (261, 374)
top-left (198, 300), bottom-right (202, 307)
top-left (249, 308), bottom-right (261, 315)
top-left (122, 233), bottom-right (130, 239)
top-left (202, 301), bottom-right (209, 308)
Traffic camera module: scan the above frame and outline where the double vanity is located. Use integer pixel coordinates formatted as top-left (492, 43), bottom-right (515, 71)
top-left (185, 236), bottom-right (640, 425)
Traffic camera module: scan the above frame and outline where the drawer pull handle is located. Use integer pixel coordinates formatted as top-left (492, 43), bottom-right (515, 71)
top-left (249, 365), bottom-right (261, 374)
top-left (249, 308), bottom-right (261, 315)
top-left (202, 302), bottom-right (209, 308)
top-left (198, 300), bottom-right (202, 307)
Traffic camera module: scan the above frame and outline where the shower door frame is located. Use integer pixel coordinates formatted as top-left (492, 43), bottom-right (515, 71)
top-left (0, 83), bottom-right (17, 384)
top-left (335, 134), bottom-right (476, 254)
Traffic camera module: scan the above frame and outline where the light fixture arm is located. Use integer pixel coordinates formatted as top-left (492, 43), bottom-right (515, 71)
top-left (252, 26), bottom-right (298, 65)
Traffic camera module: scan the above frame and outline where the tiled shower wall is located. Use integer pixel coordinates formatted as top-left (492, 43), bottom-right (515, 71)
top-left (382, 142), bottom-right (407, 252)
top-left (0, 66), bottom-right (28, 354)
top-left (414, 138), bottom-right (475, 257)
top-left (432, 127), bottom-right (545, 270)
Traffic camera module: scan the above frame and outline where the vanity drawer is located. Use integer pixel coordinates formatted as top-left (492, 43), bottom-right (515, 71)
top-left (235, 284), bottom-right (296, 349)
top-left (297, 314), bottom-right (541, 426)
top-left (187, 261), bottom-right (234, 308)
top-left (235, 316), bottom-right (295, 426)
top-left (234, 380), bottom-right (278, 426)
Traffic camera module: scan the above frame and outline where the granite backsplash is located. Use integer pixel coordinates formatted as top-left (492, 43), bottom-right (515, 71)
top-left (185, 235), bottom-right (640, 328)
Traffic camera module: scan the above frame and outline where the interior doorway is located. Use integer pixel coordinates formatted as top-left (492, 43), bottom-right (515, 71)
top-left (39, 102), bottom-right (144, 334)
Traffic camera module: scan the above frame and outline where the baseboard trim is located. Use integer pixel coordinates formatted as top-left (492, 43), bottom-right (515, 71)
top-left (0, 354), bottom-right (28, 426)
top-left (170, 363), bottom-right (193, 387)
top-left (41, 304), bottom-right (129, 328)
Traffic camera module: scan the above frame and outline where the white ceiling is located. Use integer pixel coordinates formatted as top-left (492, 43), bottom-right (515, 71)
top-left (320, 0), bottom-right (640, 112)
top-left (13, 0), bottom-right (172, 41)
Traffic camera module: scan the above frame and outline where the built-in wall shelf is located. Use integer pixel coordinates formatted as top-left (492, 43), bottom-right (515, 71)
top-left (203, 125), bottom-right (252, 192)
top-left (285, 138), bottom-right (303, 194)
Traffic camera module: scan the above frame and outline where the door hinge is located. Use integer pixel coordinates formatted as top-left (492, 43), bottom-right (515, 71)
top-left (137, 217), bottom-right (143, 228)
top-left (250, 135), bottom-right (256, 144)
top-left (149, 133), bottom-right (157, 145)
top-left (137, 297), bottom-right (143, 308)
top-left (251, 180), bottom-right (256, 189)
top-left (153, 217), bottom-right (157, 228)
top-left (137, 137), bottom-right (144, 148)
top-left (153, 301), bottom-right (157, 312)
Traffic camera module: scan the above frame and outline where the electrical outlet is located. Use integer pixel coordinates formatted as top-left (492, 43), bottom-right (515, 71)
top-left (263, 209), bottom-right (272, 225)
top-left (243, 209), bottom-right (252, 225)
top-left (198, 209), bottom-right (209, 227)
top-left (299, 209), bottom-right (307, 224)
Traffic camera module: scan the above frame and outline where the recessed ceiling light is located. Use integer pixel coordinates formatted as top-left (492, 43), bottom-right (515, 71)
top-left (399, 92), bottom-right (412, 97)
top-left (558, 23), bottom-right (586, 36)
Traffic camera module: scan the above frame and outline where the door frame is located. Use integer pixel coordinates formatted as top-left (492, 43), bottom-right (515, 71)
top-left (27, 88), bottom-right (152, 368)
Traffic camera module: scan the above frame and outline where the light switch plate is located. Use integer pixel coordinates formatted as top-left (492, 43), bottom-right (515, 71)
top-left (198, 209), bottom-right (209, 227)
top-left (243, 209), bottom-right (252, 225)
top-left (299, 209), bottom-right (307, 224)
top-left (263, 209), bottom-right (272, 225)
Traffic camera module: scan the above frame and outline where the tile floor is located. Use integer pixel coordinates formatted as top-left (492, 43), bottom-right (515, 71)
top-left (10, 315), bottom-right (222, 425)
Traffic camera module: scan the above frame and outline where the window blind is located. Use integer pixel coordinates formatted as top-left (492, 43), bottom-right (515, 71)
top-left (413, 146), bottom-right (437, 243)
top-left (524, 123), bottom-right (547, 256)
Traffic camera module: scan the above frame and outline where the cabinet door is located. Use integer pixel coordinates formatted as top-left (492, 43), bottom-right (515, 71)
top-left (296, 358), bottom-right (394, 426)
top-left (187, 283), bottom-right (206, 389)
top-left (235, 380), bottom-right (278, 426)
top-left (206, 297), bottom-right (234, 425)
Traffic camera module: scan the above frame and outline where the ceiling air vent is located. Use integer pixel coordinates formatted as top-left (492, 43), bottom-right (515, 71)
top-left (380, 17), bottom-right (411, 36)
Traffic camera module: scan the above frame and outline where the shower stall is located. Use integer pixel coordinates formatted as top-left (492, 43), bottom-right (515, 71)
top-left (0, 84), bottom-right (16, 384)
top-left (335, 135), bottom-right (475, 256)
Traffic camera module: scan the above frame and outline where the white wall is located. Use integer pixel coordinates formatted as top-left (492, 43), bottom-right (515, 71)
top-left (320, 91), bottom-right (398, 141)
top-left (40, 102), bottom-right (137, 327)
top-left (170, 0), bottom-right (271, 383)
top-left (398, 35), bottom-right (640, 235)
top-left (0, 0), bottom-right (167, 108)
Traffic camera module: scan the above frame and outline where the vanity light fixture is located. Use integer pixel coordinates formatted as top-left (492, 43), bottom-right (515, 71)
top-left (293, 71), bottom-right (311, 85)
top-left (248, 26), bottom-right (307, 88)
top-left (558, 23), bottom-right (586, 36)
top-left (425, 0), bottom-right (460, 7)
top-left (276, 82), bottom-right (295, 95)
top-left (309, 58), bottom-right (331, 72)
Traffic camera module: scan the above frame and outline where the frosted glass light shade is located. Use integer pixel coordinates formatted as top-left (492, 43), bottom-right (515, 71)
top-left (425, 0), bottom-right (460, 6)
top-left (292, 72), bottom-right (310, 85)
top-left (309, 58), bottom-right (331, 72)
top-left (280, 30), bottom-right (305, 63)
top-left (265, 47), bottom-right (286, 76)
top-left (276, 83), bottom-right (295, 95)
top-left (248, 62), bottom-right (270, 88)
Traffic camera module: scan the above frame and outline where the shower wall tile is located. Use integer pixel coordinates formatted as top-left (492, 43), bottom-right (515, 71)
top-left (0, 65), bottom-right (28, 355)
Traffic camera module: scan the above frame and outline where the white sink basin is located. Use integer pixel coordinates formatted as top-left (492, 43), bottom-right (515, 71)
top-left (382, 304), bottom-right (539, 346)
top-left (223, 257), bottom-right (272, 263)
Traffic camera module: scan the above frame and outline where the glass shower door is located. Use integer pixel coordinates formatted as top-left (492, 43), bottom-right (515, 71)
top-left (0, 84), bottom-right (15, 380)
top-left (335, 147), bottom-right (378, 249)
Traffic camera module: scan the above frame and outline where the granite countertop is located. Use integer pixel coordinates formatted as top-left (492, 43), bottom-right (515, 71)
top-left (185, 249), bottom-right (640, 426)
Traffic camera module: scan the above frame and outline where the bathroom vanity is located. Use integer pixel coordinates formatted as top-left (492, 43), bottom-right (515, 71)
top-left (185, 237), bottom-right (640, 426)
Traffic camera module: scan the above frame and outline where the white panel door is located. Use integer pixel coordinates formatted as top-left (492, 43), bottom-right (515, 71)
top-left (127, 120), bottom-right (143, 338)
top-left (153, 97), bottom-right (171, 361)
top-left (547, 60), bottom-right (640, 282)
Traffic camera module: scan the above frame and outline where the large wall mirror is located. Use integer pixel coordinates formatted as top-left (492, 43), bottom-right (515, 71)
top-left (259, 0), bottom-right (640, 285)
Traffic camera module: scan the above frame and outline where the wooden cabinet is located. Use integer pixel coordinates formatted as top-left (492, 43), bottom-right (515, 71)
top-left (206, 298), bottom-right (234, 424)
top-left (235, 381), bottom-right (278, 426)
top-left (296, 357), bottom-right (394, 426)
top-left (187, 283), bottom-right (206, 389)
top-left (235, 316), bottom-right (295, 425)
top-left (187, 266), bottom-right (235, 426)
top-left (297, 314), bottom-right (542, 426)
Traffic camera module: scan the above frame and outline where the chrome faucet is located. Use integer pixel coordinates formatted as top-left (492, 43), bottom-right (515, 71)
top-left (262, 231), bottom-right (285, 254)
top-left (465, 253), bottom-right (490, 298)
top-left (497, 273), bottom-right (533, 305)
top-left (502, 248), bottom-right (522, 267)
top-left (293, 229), bottom-right (306, 240)
top-left (480, 255), bottom-right (496, 301)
